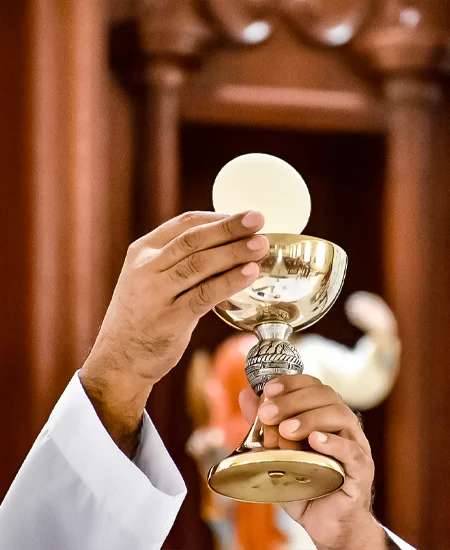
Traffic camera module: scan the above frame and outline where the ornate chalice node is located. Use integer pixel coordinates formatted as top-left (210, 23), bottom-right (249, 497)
top-left (207, 234), bottom-right (348, 503)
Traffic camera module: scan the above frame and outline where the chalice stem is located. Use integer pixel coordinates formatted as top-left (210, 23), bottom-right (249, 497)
top-left (245, 323), bottom-right (304, 396)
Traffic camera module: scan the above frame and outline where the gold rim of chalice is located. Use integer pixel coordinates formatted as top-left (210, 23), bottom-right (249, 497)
top-left (214, 234), bottom-right (348, 333)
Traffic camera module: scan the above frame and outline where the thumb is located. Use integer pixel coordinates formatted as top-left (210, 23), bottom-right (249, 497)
top-left (238, 386), bottom-right (259, 425)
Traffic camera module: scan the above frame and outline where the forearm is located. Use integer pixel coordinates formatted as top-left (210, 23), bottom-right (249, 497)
top-left (79, 352), bottom-right (153, 459)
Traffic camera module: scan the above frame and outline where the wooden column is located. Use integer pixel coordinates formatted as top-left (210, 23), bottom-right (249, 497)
top-left (28, 0), bottom-right (112, 431)
top-left (383, 76), bottom-right (440, 547)
top-left (366, 10), bottom-right (448, 547)
top-left (137, 0), bottom-right (211, 437)
top-left (142, 61), bottom-right (185, 227)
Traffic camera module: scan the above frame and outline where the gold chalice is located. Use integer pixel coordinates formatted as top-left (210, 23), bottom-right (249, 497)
top-left (207, 234), bottom-right (348, 503)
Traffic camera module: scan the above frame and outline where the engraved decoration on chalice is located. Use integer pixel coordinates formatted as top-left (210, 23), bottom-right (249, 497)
top-left (207, 234), bottom-right (348, 504)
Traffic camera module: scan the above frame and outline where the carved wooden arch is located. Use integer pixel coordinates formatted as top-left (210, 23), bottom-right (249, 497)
top-left (205, 0), bottom-right (374, 46)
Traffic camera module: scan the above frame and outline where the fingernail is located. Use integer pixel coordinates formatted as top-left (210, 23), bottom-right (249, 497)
top-left (247, 235), bottom-right (267, 251)
top-left (315, 432), bottom-right (328, 443)
top-left (259, 402), bottom-right (278, 421)
top-left (264, 382), bottom-right (284, 397)
top-left (281, 419), bottom-right (301, 433)
top-left (241, 262), bottom-right (259, 277)
top-left (242, 211), bottom-right (264, 229)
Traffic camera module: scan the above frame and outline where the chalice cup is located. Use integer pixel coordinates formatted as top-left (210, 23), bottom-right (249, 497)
top-left (207, 234), bottom-right (348, 503)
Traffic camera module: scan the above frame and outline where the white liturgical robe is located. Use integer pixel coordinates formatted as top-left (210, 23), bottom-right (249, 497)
top-left (0, 373), bottom-right (415, 550)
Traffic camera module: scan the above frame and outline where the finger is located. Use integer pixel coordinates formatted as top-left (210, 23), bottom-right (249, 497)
top-left (157, 211), bottom-right (265, 270)
top-left (262, 378), bottom-right (373, 456)
top-left (263, 374), bottom-right (323, 399)
top-left (176, 262), bottom-right (260, 319)
top-left (308, 432), bottom-right (374, 487)
top-left (263, 424), bottom-right (282, 449)
top-left (276, 403), bottom-right (357, 440)
top-left (352, 415), bottom-right (372, 456)
top-left (238, 391), bottom-right (305, 451)
top-left (259, 384), bottom-right (341, 425)
top-left (165, 235), bottom-right (269, 294)
top-left (238, 387), bottom-right (259, 425)
top-left (276, 404), bottom-right (371, 457)
top-left (138, 211), bottom-right (227, 249)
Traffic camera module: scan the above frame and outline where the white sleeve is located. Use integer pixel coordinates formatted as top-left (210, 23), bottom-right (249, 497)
top-left (0, 372), bottom-right (186, 550)
top-left (384, 526), bottom-right (416, 549)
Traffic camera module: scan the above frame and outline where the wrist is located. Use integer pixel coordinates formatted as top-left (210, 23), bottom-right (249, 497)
top-left (79, 349), bottom-right (154, 458)
top-left (82, 336), bottom-right (155, 405)
top-left (315, 514), bottom-right (387, 550)
top-left (343, 514), bottom-right (387, 550)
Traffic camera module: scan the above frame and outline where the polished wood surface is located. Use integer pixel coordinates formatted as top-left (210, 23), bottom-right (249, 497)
top-left (364, 8), bottom-right (449, 544)
top-left (1, 1), bottom-right (449, 548)
top-left (0, 1), bottom-right (33, 499)
top-left (28, 0), bottom-right (113, 432)
top-left (382, 77), bottom-right (439, 545)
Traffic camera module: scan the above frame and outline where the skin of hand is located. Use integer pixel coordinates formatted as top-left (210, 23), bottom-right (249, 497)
top-left (238, 375), bottom-right (388, 550)
top-left (79, 210), bottom-right (269, 457)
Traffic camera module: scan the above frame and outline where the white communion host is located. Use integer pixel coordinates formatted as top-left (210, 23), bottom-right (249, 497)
top-left (0, 155), bottom-right (415, 550)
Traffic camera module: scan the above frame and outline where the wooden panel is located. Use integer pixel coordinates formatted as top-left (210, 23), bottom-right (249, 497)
top-left (383, 82), bottom-right (450, 548)
top-left (382, 81), bottom-right (432, 545)
top-left (0, 0), bottom-right (33, 499)
top-left (28, 0), bottom-right (112, 431)
top-left (363, 2), bottom-right (450, 545)
top-left (182, 24), bottom-right (384, 132)
top-left (422, 97), bottom-right (450, 550)
top-left (108, 75), bottom-right (135, 281)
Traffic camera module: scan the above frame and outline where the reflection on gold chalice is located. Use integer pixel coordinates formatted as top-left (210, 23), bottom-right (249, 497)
top-left (207, 234), bottom-right (348, 503)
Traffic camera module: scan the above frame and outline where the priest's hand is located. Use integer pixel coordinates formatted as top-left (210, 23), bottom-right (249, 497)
top-left (80, 210), bottom-right (268, 457)
top-left (239, 375), bottom-right (388, 550)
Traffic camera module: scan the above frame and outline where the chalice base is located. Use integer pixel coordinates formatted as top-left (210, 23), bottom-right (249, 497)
top-left (207, 448), bottom-right (344, 503)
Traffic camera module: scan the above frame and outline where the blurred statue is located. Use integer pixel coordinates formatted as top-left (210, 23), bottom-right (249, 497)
top-left (186, 336), bottom-right (287, 550)
top-left (294, 291), bottom-right (401, 410)
top-left (186, 291), bottom-right (400, 549)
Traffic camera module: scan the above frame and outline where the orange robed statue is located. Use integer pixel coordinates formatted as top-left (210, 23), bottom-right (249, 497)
top-left (186, 334), bottom-right (286, 550)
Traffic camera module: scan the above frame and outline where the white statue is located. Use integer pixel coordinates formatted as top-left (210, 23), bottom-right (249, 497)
top-left (295, 291), bottom-right (400, 410)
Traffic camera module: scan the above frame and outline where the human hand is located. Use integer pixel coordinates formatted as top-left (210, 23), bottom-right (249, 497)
top-left (239, 375), bottom-right (387, 550)
top-left (80, 210), bottom-right (268, 455)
